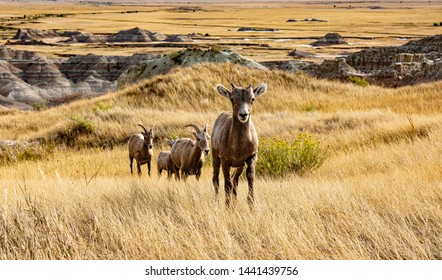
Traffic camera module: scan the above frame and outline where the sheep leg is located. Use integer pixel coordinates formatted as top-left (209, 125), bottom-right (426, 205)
top-left (245, 154), bottom-right (257, 206)
top-left (147, 160), bottom-right (151, 177)
top-left (231, 166), bottom-right (244, 199)
top-left (181, 171), bottom-right (188, 182)
top-left (129, 155), bottom-right (134, 174)
top-left (137, 161), bottom-right (141, 175)
top-left (212, 154), bottom-right (221, 197)
top-left (172, 164), bottom-right (181, 181)
top-left (195, 168), bottom-right (201, 181)
top-left (174, 166), bottom-right (180, 180)
top-left (221, 161), bottom-right (233, 207)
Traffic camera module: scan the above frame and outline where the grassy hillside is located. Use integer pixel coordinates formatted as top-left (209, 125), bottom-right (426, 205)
top-left (1, 63), bottom-right (441, 259)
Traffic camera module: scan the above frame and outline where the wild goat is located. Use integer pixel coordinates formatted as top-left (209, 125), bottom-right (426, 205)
top-left (170, 124), bottom-right (210, 181)
top-left (128, 124), bottom-right (154, 176)
top-left (156, 138), bottom-right (178, 179)
top-left (211, 83), bottom-right (267, 206)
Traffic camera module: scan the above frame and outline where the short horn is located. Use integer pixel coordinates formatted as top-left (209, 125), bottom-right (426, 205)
top-left (184, 123), bottom-right (201, 134)
top-left (229, 81), bottom-right (236, 89)
top-left (165, 138), bottom-right (174, 147)
top-left (138, 124), bottom-right (148, 135)
top-left (204, 124), bottom-right (208, 132)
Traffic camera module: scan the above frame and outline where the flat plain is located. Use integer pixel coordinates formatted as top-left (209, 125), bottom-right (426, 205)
top-left (0, 1), bottom-right (441, 259)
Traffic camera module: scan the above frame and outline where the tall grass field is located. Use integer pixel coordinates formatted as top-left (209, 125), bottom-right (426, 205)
top-left (1, 63), bottom-right (441, 259)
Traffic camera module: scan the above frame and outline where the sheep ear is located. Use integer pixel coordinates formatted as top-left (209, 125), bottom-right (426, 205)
top-left (216, 84), bottom-right (230, 98)
top-left (204, 124), bottom-right (208, 133)
top-left (253, 83), bottom-right (267, 98)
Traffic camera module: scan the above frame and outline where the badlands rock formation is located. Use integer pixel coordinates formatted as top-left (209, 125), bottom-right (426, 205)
top-left (314, 34), bottom-right (442, 87)
top-left (0, 46), bottom-right (160, 110)
top-left (310, 33), bottom-right (348, 46)
top-left (13, 28), bottom-right (60, 40)
top-left (107, 27), bottom-right (166, 42)
top-left (12, 28), bottom-right (107, 44)
top-left (11, 27), bottom-right (194, 45)
top-left (117, 48), bottom-right (267, 89)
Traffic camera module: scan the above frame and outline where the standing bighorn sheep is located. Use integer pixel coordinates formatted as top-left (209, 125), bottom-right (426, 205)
top-left (170, 124), bottom-right (210, 181)
top-left (128, 124), bottom-right (154, 176)
top-left (211, 83), bottom-right (267, 206)
top-left (156, 138), bottom-right (178, 179)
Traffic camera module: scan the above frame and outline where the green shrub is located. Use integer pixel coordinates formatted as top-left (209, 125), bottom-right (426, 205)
top-left (0, 144), bottom-right (49, 164)
top-left (348, 76), bottom-right (369, 87)
top-left (70, 115), bottom-right (94, 134)
top-left (302, 102), bottom-right (317, 112)
top-left (18, 149), bottom-right (41, 161)
top-left (93, 102), bottom-right (113, 113)
top-left (256, 133), bottom-right (329, 177)
top-left (31, 102), bottom-right (47, 111)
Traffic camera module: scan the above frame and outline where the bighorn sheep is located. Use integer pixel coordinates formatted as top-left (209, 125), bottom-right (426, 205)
top-left (211, 83), bottom-right (267, 206)
top-left (128, 124), bottom-right (154, 176)
top-left (156, 138), bottom-right (178, 179)
top-left (170, 124), bottom-right (210, 181)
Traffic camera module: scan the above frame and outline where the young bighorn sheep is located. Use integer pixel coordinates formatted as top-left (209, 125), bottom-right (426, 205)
top-left (157, 151), bottom-right (177, 179)
top-left (170, 124), bottom-right (210, 181)
top-left (211, 83), bottom-right (267, 206)
top-left (156, 138), bottom-right (178, 179)
top-left (128, 124), bottom-right (154, 176)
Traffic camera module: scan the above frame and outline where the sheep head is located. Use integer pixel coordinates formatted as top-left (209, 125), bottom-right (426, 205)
top-left (216, 83), bottom-right (267, 123)
top-left (185, 123), bottom-right (210, 155)
top-left (138, 124), bottom-right (154, 150)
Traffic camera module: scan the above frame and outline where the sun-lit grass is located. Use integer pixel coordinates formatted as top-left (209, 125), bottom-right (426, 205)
top-left (0, 0), bottom-right (442, 260)
top-left (1, 62), bottom-right (441, 259)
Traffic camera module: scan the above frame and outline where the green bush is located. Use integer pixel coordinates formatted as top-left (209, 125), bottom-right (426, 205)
top-left (348, 76), bottom-right (369, 87)
top-left (18, 149), bottom-right (41, 161)
top-left (31, 102), bottom-right (47, 111)
top-left (302, 102), bottom-right (317, 112)
top-left (256, 133), bottom-right (329, 177)
top-left (93, 102), bottom-right (113, 113)
top-left (70, 115), bottom-right (94, 134)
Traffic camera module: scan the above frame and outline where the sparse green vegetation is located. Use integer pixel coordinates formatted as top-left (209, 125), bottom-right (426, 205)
top-left (257, 133), bottom-right (329, 177)
top-left (302, 102), bottom-right (318, 112)
top-left (70, 115), bottom-right (94, 135)
top-left (17, 148), bottom-right (40, 161)
top-left (30, 102), bottom-right (47, 111)
top-left (349, 76), bottom-right (369, 87)
top-left (93, 102), bottom-right (113, 113)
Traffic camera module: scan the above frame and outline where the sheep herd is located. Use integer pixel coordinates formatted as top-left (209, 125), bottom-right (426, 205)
top-left (128, 83), bottom-right (267, 205)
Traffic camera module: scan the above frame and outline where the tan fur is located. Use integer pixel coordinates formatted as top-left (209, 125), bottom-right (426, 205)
top-left (170, 124), bottom-right (210, 181)
top-left (156, 151), bottom-right (177, 179)
top-left (128, 124), bottom-right (154, 176)
top-left (211, 83), bottom-right (267, 206)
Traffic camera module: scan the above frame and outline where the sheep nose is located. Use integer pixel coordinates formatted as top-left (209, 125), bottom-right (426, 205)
top-left (148, 144), bottom-right (153, 149)
top-left (204, 149), bottom-right (210, 155)
top-left (239, 113), bottom-right (248, 119)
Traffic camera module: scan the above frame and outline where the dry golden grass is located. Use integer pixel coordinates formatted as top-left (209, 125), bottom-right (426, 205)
top-left (1, 63), bottom-right (441, 259)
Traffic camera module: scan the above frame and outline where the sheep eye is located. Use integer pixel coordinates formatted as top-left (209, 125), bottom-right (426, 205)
top-left (230, 98), bottom-right (234, 103)
top-left (251, 98), bottom-right (255, 104)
